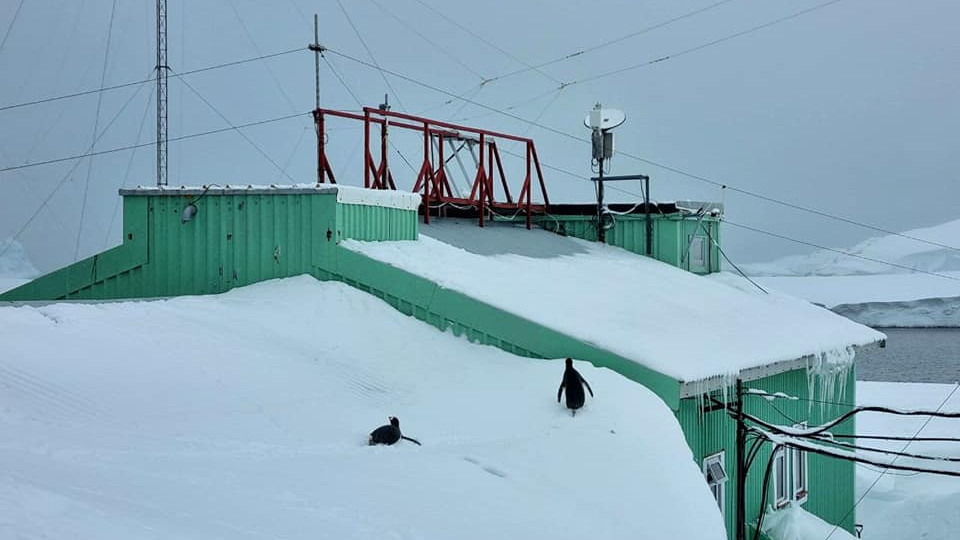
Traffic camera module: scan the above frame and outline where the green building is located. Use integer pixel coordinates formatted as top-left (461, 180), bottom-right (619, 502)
top-left (1, 185), bottom-right (883, 540)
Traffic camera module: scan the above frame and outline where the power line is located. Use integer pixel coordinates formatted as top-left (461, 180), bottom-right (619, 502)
top-left (0, 46), bottom-right (306, 113)
top-left (724, 220), bottom-right (960, 282)
top-left (103, 85), bottom-right (156, 250)
top-left (367, 0), bottom-right (486, 83)
top-left (0, 80), bottom-right (153, 261)
top-left (336, 0), bottom-right (407, 111)
top-left (225, 1), bottom-right (299, 113)
top-left (823, 383), bottom-right (960, 540)
top-left (481, 0), bottom-right (740, 86)
top-left (75, 0), bottom-right (119, 261)
top-left (563, 0), bottom-right (848, 88)
top-left (409, 0), bottom-right (561, 85)
top-left (327, 48), bottom-right (960, 259)
top-left (0, 0), bottom-right (25, 53)
top-left (0, 111), bottom-right (307, 174)
top-left (175, 74), bottom-right (297, 183)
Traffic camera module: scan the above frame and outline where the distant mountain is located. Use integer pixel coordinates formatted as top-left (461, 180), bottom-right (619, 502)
top-left (745, 218), bottom-right (960, 277)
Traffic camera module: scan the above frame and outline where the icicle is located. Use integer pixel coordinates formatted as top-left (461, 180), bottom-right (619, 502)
top-left (806, 346), bottom-right (856, 418)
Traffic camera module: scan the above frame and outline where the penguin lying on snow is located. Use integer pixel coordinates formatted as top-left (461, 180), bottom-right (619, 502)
top-left (368, 416), bottom-right (422, 446)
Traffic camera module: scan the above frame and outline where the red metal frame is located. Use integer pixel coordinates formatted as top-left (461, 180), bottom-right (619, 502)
top-left (313, 106), bottom-right (550, 228)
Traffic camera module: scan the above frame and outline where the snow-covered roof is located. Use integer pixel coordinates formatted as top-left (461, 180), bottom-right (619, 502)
top-left (119, 184), bottom-right (422, 211)
top-left (0, 276), bottom-right (725, 539)
top-left (344, 220), bottom-right (885, 382)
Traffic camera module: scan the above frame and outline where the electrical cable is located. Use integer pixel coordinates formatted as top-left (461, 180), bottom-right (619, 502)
top-left (724, 220), bottom-right (960, 283)
top-left (367, 0), bottom-right (486, 83)
top-left (75, 0), bottom-right (119, 261)
top-left (0, 0), bottom-right (25, 53)
top-left (480, 0), bottom-right (740, 86)
top-left (336, 0), bottom-right (408, 110)
top-left (326, 45), bottom-right (960, 258)
top-left (175, 74), bottom-right (297, 183)
top-left (0, 80), bottom-right (154, 261)
top-left (102, 85), bottom-right (155, 250)
top-left (0, 46), bottom-right (306, 113)
top-left (225, 0), bottom-right (299, 113)
top-left (409, 0), bottom-right (561, 85)
top-left (563, 0), bottom-right (848, 88)
top-left (822, 382), bottom-right (960, 540)
top-left (699, 220), bottom-right (768, 293)
top-left (812, 435), bottom-right (960, 463)
top-left (0, 111), bottom-right (306, 174)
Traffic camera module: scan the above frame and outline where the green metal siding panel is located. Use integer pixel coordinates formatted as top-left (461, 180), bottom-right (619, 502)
top-left (537, 214), bottom-right (721, 274)
top-left (676, 392), bottom-right (739, 536)
top-left (676, 368), bottom-right (857, 540)
top-left (337, 203), bottom-right (418, 242)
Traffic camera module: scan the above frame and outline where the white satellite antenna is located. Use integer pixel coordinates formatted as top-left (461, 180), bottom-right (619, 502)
top-left (584, 103), bottom-right (626, 164)
top-left (583, 102), bottom-right (626, 242)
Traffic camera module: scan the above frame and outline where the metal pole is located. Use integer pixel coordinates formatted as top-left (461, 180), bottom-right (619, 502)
top-left (645, 175), bottom-right (652, 255)
top-left (736, 378), bottom-right (746, 540)
top-left (313, 15), bottom-right (320, 111)
top-left (309, 14), bottom-right (326, 185)
top-left (155, 0), bottom-right (168, 186)
top-left (597, 156), bottom-right (605, 243)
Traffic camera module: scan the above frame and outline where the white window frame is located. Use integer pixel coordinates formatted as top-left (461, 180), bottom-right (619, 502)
top-left (793, 423), bottom-right (809, 504)
top-left (703, 451), bottom-right (727, 518)
top-left (772, 447), bottom-right (790, 508)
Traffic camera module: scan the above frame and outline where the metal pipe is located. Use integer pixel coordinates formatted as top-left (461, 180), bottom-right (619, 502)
top-left (645, 175), bottom-right (652, 255)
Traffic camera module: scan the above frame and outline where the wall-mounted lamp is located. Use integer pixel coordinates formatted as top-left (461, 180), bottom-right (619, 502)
top-left (181, 203), bottom-right (198, 223)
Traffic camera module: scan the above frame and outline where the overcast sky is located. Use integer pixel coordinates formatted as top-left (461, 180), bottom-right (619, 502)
top-left (1, 0), bottom-right (957, 272)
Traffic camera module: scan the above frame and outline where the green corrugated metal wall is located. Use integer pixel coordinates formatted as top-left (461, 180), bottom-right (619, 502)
top-left (537, 214), bottom-right (721, 274)
top-left (0, 191), bottom-right (418, 301)
top-left (676, 368), bottom-right (857, 540)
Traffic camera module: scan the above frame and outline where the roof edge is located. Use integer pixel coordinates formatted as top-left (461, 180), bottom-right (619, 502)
top-left (677, 339), bottom-right (886, 399)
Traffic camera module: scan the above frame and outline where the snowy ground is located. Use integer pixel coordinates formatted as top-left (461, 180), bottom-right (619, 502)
top-left (0, 276), bottom-right (725, 540)
top-left (856, 382), bottom-right (960, 540)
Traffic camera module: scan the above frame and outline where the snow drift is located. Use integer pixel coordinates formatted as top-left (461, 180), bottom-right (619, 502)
top-left (0, 238), bottom-right (38, 294)
top-left (0, 276), bottom-right (725, 540)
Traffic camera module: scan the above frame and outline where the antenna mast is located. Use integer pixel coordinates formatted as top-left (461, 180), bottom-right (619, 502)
top-left (156, 0), bottom-right (169, 186)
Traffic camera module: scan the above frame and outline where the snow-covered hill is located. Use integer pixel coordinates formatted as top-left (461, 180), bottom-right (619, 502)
top-left (0, 276), bottom-right (725, 540)
top-left (745, 218), bottom-right (960, 277)
top-left (0, 238), bottom-right (38, 294)
top-left (744, 219), bottom-right (960, 326)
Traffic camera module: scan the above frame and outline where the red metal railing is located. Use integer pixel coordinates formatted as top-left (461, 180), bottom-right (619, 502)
top-left (313, 107), bottom-right (550, 228)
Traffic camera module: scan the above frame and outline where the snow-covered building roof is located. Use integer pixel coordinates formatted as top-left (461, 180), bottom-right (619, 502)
top-left (344, 220), bottom-right (885, 384)
top-left (0, 276), bottom-right (726, 539)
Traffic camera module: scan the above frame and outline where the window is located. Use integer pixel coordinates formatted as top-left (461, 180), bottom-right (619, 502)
top-left (793, 424), bottom-right (809, 503)
top-left (703, 452), bottom-right (727, 517)
top-left (772, 447), bottom-right (790, 508)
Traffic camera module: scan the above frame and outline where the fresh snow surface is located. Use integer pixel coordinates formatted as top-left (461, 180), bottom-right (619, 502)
top-left (856, 382), bottom-right (960, 540)
top-left (761, 505), bottom-right (857, 540)
top-left (122, 184), bottom-right (421, 210)
top-left (343, 220), bottom-right (884, 382)
top-left (744, 218), bottom-right (960, 277)
top-left (0, 276), bottom-right (725, 540)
